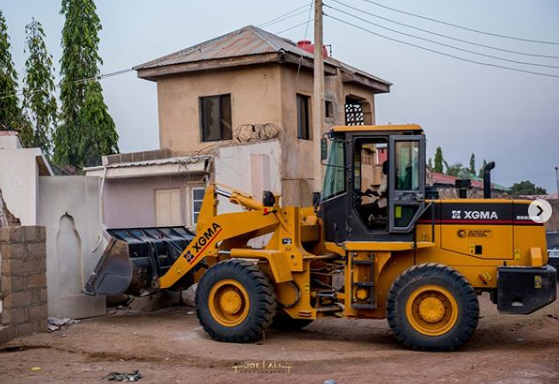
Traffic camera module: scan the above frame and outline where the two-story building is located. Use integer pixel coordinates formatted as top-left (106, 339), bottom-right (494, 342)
top-left (87, 25), bottom-right (391, 229)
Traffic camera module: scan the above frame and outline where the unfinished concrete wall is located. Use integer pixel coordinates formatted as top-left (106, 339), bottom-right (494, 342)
top-left (0, 226), bottom-right (48, 344)
top-left (38, 176), bottom-right (105, 319)
top-left (154, 63), bottom-right (379, 207)
top-left (157, 65), bottom-right (283, 155)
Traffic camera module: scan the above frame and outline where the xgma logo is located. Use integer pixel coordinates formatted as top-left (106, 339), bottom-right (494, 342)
top-left (451, 210), bottom-right (499, 220)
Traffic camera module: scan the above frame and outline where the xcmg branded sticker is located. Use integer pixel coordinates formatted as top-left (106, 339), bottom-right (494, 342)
top-left (184, 223), bottom-right (222, 264)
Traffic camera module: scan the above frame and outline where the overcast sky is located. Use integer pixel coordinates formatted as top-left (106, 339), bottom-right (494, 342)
top-left (2, 0), bottom-right (559, 191)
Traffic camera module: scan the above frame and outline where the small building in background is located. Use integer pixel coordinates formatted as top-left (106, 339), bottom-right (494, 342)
top-left (85, 149), bottom-right (210, 230)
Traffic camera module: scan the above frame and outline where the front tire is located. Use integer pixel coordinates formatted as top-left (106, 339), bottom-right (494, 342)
top-left (387, 263), bottom-right (479, 352)
top-left (196, 259), bottom-right (277, 343)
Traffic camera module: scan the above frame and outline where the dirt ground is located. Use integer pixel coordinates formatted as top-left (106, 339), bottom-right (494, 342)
top-left (1, 292), bottom-right (558, 384)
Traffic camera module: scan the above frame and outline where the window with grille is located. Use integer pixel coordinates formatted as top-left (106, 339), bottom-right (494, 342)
top-left (345, 97), bottom-right (365, 126)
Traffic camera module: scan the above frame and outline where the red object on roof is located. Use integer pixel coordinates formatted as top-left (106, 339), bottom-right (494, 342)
top-left (297, 40), bottom-right (329, 58)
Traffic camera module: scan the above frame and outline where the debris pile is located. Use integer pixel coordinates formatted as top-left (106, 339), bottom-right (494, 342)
top-left (47, 317), bottom-right (80, 332)
top-left (103, 370), bottom-right (142, 382)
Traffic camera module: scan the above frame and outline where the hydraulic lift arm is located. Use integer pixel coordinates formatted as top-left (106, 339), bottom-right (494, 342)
top-left (158, 184), bottom-right (282, 289)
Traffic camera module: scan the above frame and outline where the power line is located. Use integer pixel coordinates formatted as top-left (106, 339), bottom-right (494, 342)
top-left (354, 0), bottom-right (559, 45)
top-left (259, 8), bottom-right (312, 29)
top-left (258, 2), bottom-right (312, 28)
top-left (330, 0), bottom-right (559, 59)
top-left (325, 5), bottom-right (559, 70)
top-left (275, 19), bottom-right (315, 35)
top-left (324, 13), bottom-right (559, 79)
top-left (0, 68), bottom-right (134, 100)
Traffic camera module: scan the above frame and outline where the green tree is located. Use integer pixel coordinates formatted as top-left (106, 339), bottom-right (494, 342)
top-left (469, 154), bottom-right (476, 175)
top-left (54, 0), bottom-right (119, 168)
top-left (478, 159), bottom-right (487, 178)
top-left (443, 160), bottom-right (464, 177)
top-left (0, 10), bottom-right (25, 132)
top-left (510, 180), bottom-right (547, 196)
top-left (427, 158), bottom-right (433, 171)
top-left (22, 18), bottom-right (57, 156)
top-left (434, 146), bottom-right (444, 173)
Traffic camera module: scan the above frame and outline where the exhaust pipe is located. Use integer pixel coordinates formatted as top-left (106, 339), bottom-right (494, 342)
top-left (483, 162), bottom-right (496, 199)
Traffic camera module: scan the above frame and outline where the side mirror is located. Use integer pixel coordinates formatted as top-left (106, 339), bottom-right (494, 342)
top-left (320, 138), bottom-right (328, 161)
top-left (312, 192), bottom-right (321, 212)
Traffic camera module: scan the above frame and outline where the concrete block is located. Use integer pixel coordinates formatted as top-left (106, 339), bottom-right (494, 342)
top-left (2, 258), bottom-right (33, 275)
top-left (31, 257), bottom-right (46, 273)
top-left (0, 325), bottom-right (15, 344)
top-left (3, 291), bottom-right (32, 309)
top-left (37, 226), bottom-right (46, 242)
top-left (2, 308), bottom-right (27, 324)
top-left (24, 227), bottom-right (37, 242)
top-left (27, 273), bottom-right (46, 288)
top-left (0, 227), bottom-right (10, 243)
top-left (37, 319), bottom-right (48, 332)
top-left (14, 322), bottom-right (38, 337)
top-left (1, 243), bottom-right (26, 260)
top-left (26, 242), bottom-right (46, 259)
top-left (1, 276), bottom-right (27, 292)
top-left (28, 304), bottom-right (48, 321)
top-left (8, 227), bottom-right (24, 243)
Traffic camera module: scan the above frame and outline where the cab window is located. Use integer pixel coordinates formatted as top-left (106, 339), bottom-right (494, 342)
top-left (322, 140), bottom-right (345, 200)
top-left (395, 141), bottom-right (420, 191)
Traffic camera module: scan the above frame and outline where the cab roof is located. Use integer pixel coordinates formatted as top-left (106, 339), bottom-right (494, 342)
top-left (331, 124), bottom-right (423, 134)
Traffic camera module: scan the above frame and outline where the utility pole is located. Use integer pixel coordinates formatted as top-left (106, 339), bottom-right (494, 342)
top-left (313, 0), bottom-right (325, 193)
top-left (555, 166), bottom-right (559, 197)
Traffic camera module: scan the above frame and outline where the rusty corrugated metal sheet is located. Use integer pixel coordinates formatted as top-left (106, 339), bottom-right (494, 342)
top-left (133, 25), bottom-right (391, 87)
top-left (134, 26), bottom-right (314, 70)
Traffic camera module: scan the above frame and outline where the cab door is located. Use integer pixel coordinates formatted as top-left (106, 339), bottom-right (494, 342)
top-left (388, 136), bottom-right (426, 233)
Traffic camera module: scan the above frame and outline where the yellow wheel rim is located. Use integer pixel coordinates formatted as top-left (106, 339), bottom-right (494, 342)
top-left (208, 279), bottom-right (250, 327)
top-left (406, 285), bottom-right (459, 336)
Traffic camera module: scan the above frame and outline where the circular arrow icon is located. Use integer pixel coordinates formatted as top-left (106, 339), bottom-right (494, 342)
top-left (528, 199), bottom-right (552, 224)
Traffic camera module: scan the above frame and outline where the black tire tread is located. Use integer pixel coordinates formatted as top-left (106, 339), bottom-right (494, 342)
top-left (196, 259), bottom-right (277, 343)
top-left (386, 263), bottom-right (479, 352)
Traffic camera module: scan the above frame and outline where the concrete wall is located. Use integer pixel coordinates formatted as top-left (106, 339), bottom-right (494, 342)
top-left (278, 66), bottom-right (376, 205)
top-left (0, 226), bottom-right (48, 344)
top-left (0, 148), bottom-right (42, 225)
top-left (157, 65), bottom-right (283, 154)
top-left (155, 63), bottom-right (378, 207)
top-left (38, 176), bottom-right (105, 319)
top-left (102, 175), bottom-right (206, 229)
top-left (215, 140), bottom-right (282, 213)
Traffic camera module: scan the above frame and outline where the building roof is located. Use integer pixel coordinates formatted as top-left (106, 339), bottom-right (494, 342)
top-left (134, 25), bottom-right (391, 93)
top-left (84, 153), bottom-right (212, 180)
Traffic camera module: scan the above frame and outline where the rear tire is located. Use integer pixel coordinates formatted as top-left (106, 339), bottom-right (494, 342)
top-left (386, 263), bottom-right (479, 352)
top-left (196, 259), bottom-right (276, 343)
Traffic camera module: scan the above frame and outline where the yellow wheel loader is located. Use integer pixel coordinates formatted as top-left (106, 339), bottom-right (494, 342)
top-left (84, 125), bottom-right (556, 351)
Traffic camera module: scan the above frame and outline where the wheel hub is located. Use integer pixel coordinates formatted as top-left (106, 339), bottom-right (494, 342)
top-left (418, 296), bottom-right (445, 323)
top-left (220, 289), bottom-right (243, 315)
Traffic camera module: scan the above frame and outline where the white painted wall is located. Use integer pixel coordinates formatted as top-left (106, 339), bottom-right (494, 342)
top-left (0, 147), bottom-right (43, 225)
top-left (38, 176), bottom-right (106, 319)
top-left (214, 140), bottom-right (282, 214)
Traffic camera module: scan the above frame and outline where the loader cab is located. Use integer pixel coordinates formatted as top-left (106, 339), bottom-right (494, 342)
top-left (319, 125), bottom-right (426, 243)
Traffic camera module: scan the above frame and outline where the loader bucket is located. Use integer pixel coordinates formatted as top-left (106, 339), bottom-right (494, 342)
top-left (83, 227), bottom-right (195, 297)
